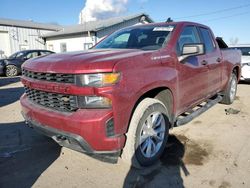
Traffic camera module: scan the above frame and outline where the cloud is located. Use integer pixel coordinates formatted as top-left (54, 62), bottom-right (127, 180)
top-left (79, 0), bottom-right (129, 23)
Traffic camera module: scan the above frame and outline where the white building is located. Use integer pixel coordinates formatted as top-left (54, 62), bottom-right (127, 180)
top-left (43, 13), bottom-right (153, 53)
top-left (0, 18), bottom-right (62, 58)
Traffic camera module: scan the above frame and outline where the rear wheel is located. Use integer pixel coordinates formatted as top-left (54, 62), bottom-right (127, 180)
top-left (121, 98), bottom-right (169, 168)
top-left (221, 73), bottom-right (237, 104)
top-left (5, 65), bottom-right (18, 77)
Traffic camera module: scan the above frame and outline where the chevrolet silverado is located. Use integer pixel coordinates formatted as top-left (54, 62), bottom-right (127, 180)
top-left (20, 22), bottom-right (241, 168)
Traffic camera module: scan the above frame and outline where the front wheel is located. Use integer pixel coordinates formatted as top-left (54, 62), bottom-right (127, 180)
top-left (121, 98), bottom-right (169, 168)
top-left (5, 65), bottom-right (18, 77)
top-left (220, 73), bottom-right (237, 104)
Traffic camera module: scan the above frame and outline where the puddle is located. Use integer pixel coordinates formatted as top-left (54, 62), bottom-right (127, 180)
top-left (161, 135), bottom-right (210, 166)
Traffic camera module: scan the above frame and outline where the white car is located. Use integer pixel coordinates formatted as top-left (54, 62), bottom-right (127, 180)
top-left (230, 46), bottom-right (250, 81)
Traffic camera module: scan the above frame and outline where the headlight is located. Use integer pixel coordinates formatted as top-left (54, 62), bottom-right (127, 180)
top-left (76, 73), bottom-right (120, 87)
top-left (77, 96), bottom-right (112, 108)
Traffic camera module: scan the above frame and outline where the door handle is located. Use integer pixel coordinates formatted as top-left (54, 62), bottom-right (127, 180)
top-left (216, 57), bottom-right (222, 62)
top-left (201, 60), bottom-right (208, 65)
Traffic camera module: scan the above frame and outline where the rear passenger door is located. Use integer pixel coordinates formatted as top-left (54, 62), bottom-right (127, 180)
top-left (198, 27), bottom-right (222, 95)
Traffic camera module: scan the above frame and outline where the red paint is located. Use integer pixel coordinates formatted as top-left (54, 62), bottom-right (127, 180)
top-left (20, 22), bottom-right (241, 152)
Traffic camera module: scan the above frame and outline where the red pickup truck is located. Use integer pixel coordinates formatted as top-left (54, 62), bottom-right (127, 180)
top-left (20, 22), bottom-right (241, 168)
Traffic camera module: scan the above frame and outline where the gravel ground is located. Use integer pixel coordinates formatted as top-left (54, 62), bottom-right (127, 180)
top-left (0, 76), bottom-right (250, 188)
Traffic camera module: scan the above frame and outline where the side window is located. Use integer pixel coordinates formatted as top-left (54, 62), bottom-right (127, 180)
top-left (199, 28), bottom-right (216, 53)
top-left (40, 51), bottom-right (52, 56)
top-left (240, 47), bottom-right (250, 56)
top-left (16, 52), bottom-right (24, 58)
top-left (26, 52), bottom-right (39, 59)
top-left (177, 26), bottom-right (201, 55)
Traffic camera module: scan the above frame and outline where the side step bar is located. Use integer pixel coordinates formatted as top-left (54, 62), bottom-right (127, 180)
top-left (175, 95), bottom-right (222, 126)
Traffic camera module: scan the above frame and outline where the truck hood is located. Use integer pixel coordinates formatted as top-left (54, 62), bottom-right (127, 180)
top-left (22, 49), bottom-right (152, 74)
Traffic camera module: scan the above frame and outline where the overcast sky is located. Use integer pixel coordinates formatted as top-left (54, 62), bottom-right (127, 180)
top-left (0, 0), bottom-right (250, 44)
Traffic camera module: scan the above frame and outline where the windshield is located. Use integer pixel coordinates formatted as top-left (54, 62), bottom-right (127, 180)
top-left (94, 25), bottom-right (175, 50)
top-left (9, 52), bottom-right (24, 59)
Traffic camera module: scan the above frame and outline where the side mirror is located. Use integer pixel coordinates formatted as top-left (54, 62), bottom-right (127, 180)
top-left (178, 43), bottom-right (205, 62)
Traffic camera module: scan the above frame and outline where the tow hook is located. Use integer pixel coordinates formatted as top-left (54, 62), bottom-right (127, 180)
top-left (56, 135), bottom-right (67, 141)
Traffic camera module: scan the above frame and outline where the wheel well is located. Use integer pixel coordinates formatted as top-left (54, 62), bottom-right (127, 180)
top-left (127, 87), bottom-right (174, 132)
top-left (233, 66), bottom-right (240, 80)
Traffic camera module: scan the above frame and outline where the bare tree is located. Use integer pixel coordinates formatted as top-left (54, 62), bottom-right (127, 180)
top-left (230, 37), bottom-right (239, 45)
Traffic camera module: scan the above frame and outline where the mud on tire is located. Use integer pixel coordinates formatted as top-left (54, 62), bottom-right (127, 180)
top-left (121, 98), bottom-right (170, 168)
top-left (220, 73), bottom-right (237, 105)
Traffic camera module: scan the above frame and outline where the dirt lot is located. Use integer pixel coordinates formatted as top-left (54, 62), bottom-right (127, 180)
top-left (0, 76), bottom-right (250, 188)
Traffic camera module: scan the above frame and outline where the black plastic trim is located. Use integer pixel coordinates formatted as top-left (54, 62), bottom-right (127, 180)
top-left (23, 116), bottom-right (120, 163)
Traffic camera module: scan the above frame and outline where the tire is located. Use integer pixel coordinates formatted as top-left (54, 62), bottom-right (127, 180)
top-left (121, 98), bottom-right (170, 168)
top-left (5, 65), bottom-right (18, 77)
top-left (220, 73), bottom-right (237, 105)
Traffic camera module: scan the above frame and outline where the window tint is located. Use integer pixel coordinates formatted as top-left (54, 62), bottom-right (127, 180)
top-left (239, 47), bottom-right (250, 56)
top-left (40, 51), bottom-right (53, 55)
top-left (9, 52), bottom-right (24, 59)
top-left (16, 52), bottom-right (24, 58)
top-left (95, 25), bottom-right (175, 50)
top-left (177, 26), bottom-right (201, 55)
top-left (199, 28), bottom-right (215, 53)
top-left (26, 52), bottom-right (39, 59)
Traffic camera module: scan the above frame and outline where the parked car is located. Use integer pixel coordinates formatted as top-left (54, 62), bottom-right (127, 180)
top-left (229, 46), bottom-right (250, 81)
top-left (20, 22), bottom-right (241, 168)
top-left (0, 49), bottom-right (54, 77)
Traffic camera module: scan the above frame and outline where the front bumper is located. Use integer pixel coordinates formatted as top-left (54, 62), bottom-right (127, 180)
top-left (20, 94), bottom-right (125, 162)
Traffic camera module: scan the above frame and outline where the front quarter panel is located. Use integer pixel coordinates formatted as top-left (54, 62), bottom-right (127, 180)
top-left (110, 51), bottom-right (177, 134)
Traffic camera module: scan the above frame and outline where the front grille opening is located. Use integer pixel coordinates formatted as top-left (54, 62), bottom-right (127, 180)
top-left (22, 69), bottom-right (75, 84)
top-left (24, 87), bottom-right (78, 112)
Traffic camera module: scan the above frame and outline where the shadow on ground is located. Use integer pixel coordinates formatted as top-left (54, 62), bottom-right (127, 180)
top-left (0, 76), bottom-right (20, 87)
top-left (123, 134), bottom-right (210, 188)
top-left (0, 121), bottom-right (61, 188)
top-left (123, 135), bottom-right (188, 188)
top-left (0, 87), bottom-right (24, 107)
top-left (239, 80), bottom-right (250, 85)
top-left (0, 76), bottom-right (23, 107)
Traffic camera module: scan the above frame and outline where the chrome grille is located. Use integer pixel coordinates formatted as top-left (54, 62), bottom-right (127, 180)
top-left (25, 87), bottom-right (78, 112)
top-left (22, 69), bottom-right (75, 83)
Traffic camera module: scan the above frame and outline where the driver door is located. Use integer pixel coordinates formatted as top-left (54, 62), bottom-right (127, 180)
top-left (176, 26), bottom-right (209, 114)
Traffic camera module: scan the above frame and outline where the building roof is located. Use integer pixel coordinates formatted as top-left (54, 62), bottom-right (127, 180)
top-left (0, 18), bottom-right (62, 31)
top-left (43, 13), bottom-right (153, 38)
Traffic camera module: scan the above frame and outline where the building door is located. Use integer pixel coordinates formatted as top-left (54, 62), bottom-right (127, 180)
top-left (60, 43), bottom-right (67, 52)
top-left (0, 31), bottom-right (11, 57)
